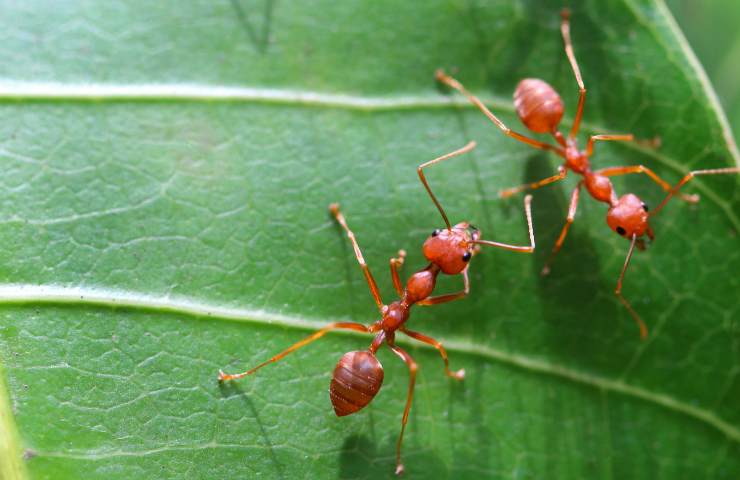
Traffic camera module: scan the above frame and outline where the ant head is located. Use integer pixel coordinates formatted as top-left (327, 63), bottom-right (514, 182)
top-left (422, 222), bottom-right (480, 275)
top-left (606, 193), bottom-right (651, 240)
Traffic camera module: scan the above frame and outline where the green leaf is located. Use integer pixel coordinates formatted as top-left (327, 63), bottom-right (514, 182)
top-left (667, 0), bottom-right (740, 141)
top-left (0, 1), bottom-right (738, 479)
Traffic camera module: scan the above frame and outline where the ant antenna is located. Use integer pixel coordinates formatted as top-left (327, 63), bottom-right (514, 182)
top-left (472, 194), bottom-right (536, 253)
top-left (417, 141), bottom-right (476, 230)
top-left (615, 234), bottom-right (648, 339)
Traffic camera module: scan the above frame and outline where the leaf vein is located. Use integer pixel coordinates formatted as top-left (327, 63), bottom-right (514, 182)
top-left (0, 284), bottom-right (737, 445)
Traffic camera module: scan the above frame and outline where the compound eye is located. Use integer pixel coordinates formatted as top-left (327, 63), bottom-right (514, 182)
top-left (462, 252), bottom-right (472, 262)
top-left (432, 229), bottom-right (442, 237)
top-left (641, 202), bottom-right (649, 212)
top-left (616, 226), bottom-right (626, 236)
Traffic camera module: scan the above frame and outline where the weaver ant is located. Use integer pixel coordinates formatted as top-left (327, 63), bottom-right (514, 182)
top-left (436, 9), bottom-right (740, 339)
top-left (218, 141), bottom-right (536, 475)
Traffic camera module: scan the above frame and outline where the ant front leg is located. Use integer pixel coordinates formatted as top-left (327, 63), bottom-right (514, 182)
top-left (615, 234), bottom-right (648, 340)
top-left (218, 322), bottom-right (379, 381)
top-left (651, 167), bottom-right (740, 216)
top-left (401, 328), bottom-right (464, 380)
top-left (388, 343), bottom-right (418, 476)
top-left (542, 183), bottom-right (582, 276)
top-left (390, 249), bottom-right (407, 297)
top-left (330, 203), bottom-right (385, 313)
top-left (417, 267), bottom-right (470, 306)
top-left (499, 167), bottom-right (567, 199)
top-left (597, 165), bottom-right (699, 204)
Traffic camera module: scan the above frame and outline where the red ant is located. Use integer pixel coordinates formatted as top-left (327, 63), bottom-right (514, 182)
top-left (436, 9), bottom-right (740, 339)
top-left (218, 141), bottom-right (536, 475)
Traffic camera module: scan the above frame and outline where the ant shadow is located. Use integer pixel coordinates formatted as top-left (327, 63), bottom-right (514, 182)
top-left (521, 155), bottom-right (619, 362)
top-left (445, 363), bottom-right (499, 477)
top-left (229, 0), bottom-right (276, 54)
top-left (217, 382), bottom-right (285, 479)
top-left (338, 434), bottom-right (448, 479)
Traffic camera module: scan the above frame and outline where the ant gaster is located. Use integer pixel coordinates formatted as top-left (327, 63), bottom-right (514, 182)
top-left (437, 9), bottom-right (740, 339)
top-left (218, 142), bottom-right (536, 475)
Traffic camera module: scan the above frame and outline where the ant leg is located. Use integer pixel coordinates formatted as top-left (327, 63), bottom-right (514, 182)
top-left (615, 235), bottom-right (648, 340)
top-left (417, 268), bottom-right (470, 306)
top-left (401, 328), bottom-right (465, 380)
top-left (597, 165), bottom-right (699, 204)
top-left (388, 343), bottom-right (418, 476)
top-left (474, 194), bottom-right (536, 253)
top-left (330, 203), bottom-right (385, 313)
top-left (651, 167), bottom-right (740, 216)
top-left (390, 249), bottom-right (407, 297)
top-left (435, 70), bottom-right (563, 154)
top-left (418, 141), bottom-right (477, 230)
top-left (585, 134), bottom-right (634, 156)
top-left (542, 183), bottom-right (582, 276)
top-left (499, 166), bottom-right (567, 198)
top-left (218, 322), bottom-right (379, 381)
top-left (560, 9), bottom-right (587, 137)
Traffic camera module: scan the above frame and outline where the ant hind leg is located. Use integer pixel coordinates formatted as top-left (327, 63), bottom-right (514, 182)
top-left (218, 322), bottom-right (379, 382)
top-left (388, 343), bottom-right (418, 476)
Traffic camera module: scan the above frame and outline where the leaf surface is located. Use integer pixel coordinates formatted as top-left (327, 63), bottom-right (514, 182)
top-left (0, 1), bottom-right (739, 479)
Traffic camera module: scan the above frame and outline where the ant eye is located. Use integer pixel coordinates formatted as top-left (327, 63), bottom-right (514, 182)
top-left (642, 202), bottom-right (649, 212)
top-left (469, 224), bottom-right (478, 232)
top-left (432, 229), bottom-right (441, 237)
top-left (462, 252), bottom-right (472, 262)
top-left (616, 226), bottom-right (626, 236)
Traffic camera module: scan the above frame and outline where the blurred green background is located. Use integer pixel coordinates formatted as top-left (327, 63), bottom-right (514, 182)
top-left (668, 0), bottom-right (740, 142)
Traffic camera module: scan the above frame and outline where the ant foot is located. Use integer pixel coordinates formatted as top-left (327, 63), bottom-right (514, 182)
top-left (684, 193), bottom-right (700, 204)
top-left (395, 463), bottom-right (405, 476)
top-left (394, 249), bottom-right (407, 265)
top-left (328, 203), bottom-right (340, 215)
top-left (541, 265), bottom-right (551, 277)
top-left (453, 369), bottom-right (465, 380)
top-left (636, 136), bottom-right (662, 149)
top-left (218, 370), bottom-right (240, 382)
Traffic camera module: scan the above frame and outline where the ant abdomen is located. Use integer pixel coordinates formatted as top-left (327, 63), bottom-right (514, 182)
top-left (514, 78), bottom-right (564, 133)
top-left (330, 350), bottom-right (384, 417)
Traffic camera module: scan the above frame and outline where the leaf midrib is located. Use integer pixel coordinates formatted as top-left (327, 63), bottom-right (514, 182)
top-left (0, 82), bottom-right (735, 231)
top-left (0, 283), bottom-right (737, 448)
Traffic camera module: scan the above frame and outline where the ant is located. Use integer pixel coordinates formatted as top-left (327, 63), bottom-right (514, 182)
top-left (218, 141), bottom-right (536, 475)
top-left (436, 9), bottom-right (740, 339)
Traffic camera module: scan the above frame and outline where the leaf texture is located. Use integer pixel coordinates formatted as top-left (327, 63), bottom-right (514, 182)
top-left (0, 1), bottom-right (738, 479)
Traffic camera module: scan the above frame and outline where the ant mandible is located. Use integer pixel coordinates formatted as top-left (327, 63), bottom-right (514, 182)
top-left (436, 9), bottom-right (740, 339)
top-left (218, 141), bottom-right (536, 475)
